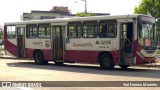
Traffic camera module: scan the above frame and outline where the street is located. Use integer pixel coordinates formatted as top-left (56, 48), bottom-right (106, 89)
top-left (0, 58), bottom-right (160, 90)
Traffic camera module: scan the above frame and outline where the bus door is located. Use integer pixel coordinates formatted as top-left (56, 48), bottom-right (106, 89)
top-left (51, 25), bottom-right (65, 62)
top-left (16, 26), bottom-right (26, 58)
top-left (118, 19), bottom-right (134, 65)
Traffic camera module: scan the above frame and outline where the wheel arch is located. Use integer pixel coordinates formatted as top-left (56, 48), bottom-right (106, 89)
top-left (98, 51), bottom-right (114, 63)
top-left (33, 49), bottom-right (43, 58)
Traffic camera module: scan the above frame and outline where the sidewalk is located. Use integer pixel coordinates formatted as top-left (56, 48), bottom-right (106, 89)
top-left (0, 54), bottom-right (16, 59)
top-left (138, 60), bottom-right (160, 68)
top-left (134, 55), bottom-right (160, 68)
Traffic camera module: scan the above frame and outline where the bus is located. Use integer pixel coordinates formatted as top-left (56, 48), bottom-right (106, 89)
top-left (4, 14), bottom-right (157, 69)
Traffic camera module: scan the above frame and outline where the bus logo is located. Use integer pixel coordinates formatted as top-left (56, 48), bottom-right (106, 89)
top-left (45, 40), bottom-right (50, 47)
top-left (2, 82), bottom-right (11, 87)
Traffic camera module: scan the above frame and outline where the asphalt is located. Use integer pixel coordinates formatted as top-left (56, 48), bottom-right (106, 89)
top-left (0, 54), bottom-right (160, 68)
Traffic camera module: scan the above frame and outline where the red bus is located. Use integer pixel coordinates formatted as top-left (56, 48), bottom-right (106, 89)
top-left (4, 14), bottom-right (157, 69)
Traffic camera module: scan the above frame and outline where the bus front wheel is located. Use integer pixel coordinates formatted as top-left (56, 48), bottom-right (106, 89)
top-left (33, 51), bottom-right (48, 65)
top-left (99, 53), bottom-right (115, 70)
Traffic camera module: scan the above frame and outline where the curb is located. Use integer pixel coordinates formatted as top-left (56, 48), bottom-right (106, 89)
top-left (137, 61), bottom-right (160, 68)
top-left (0, 55), bottom-right (16, 59)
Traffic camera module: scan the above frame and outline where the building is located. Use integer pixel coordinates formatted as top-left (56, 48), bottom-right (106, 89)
top-left (22, 11), bottom-right (110, 21)
top-left (22, 10), bottom-right (76, 21)
top-left (21, 6), bottom-right (110, 21)
top-left (21, 6), bottom-right (75, 21)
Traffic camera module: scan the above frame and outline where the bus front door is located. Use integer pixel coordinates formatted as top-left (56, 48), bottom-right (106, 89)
top-left (17, 26), bottom-right (26, 58)
top-left (52, 26), bottom-right (64, 63)
top-left (118, 20), bottom-right (134, 65)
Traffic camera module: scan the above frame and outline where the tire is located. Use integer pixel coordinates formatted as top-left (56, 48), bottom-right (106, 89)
top-left (99, 53), bottom-right (115, 70)
top-left (33, 51), bottom-right (48, 65)
top-left (119, 65), bottom-right (129, 69)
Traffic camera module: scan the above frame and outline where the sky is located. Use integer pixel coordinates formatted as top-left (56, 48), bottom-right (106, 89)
top-left (0, 0), bottom-right (142, 27)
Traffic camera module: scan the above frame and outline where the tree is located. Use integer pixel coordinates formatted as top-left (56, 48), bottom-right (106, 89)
top-left (134, 0), bottom-right (160, 45)
top-left (50, 6), bottom-right (70, 14)
top-left (0, 31), bottom-right (3, 39)
top-left (134, 0), bottom-right (160, 29)
top-left (76, 12), bottom-right (96, 17)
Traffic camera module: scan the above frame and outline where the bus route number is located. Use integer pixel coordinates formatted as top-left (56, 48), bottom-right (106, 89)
top-left (96, 40), bottom-right (111, 45)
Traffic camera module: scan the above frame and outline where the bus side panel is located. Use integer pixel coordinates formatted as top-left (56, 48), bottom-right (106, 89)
top-left (133, 40), bottom-right (155, 64)
top-left (25, 48), bottom-right (34, 59)
top-left (25, 38), bottom-right (52, 60)
top-left (65, 50), bottom-right (99, 63)
top-left (4, 25), bottom-right (17, 57)
top-left (110, 50), bottom-right (119, 65)
top-left (4, 39), bottom-right (18, 57)
top-left (133, 40), bottom-right (141, 64)
top-left (42, 49), bottom-right (52, 60)
top-left (65, 50), bottom-right (119, 64)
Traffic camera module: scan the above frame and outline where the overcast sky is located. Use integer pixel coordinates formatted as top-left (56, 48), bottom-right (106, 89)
top-left (0, 0), bottom-right (141, 26)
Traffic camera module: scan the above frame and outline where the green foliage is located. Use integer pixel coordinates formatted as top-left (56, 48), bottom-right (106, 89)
top-left (0, 31), bottom-right (3, 39)
top-left (134, 0), bottom-right (160, 29)
top-left (76, 12), bottom-right (96, 17)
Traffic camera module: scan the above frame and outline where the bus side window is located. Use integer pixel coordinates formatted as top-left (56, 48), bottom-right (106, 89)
top-left (83, 21), bottom-right (98, 38)
top-left (38, 24), bottom-right (51, 38)
top-left (101, 24), bottom-right (108, 37)
top-left (68, 22), bottom-right (82, 38)
top-left (99, 20), bottom-right (117, 38)
top-left (7, 26), bottom-right (16, 39)
top-left (99, 20), bottom-right (108, 38)
top-left (108, 23), bottom-right (114, 37)
top-left (26, 24), bottom-right (37, 38)
top-left (68, 25), bottom-right (75, 37)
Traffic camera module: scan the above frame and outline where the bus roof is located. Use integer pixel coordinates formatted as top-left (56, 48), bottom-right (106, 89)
top-left (5, 14), bottom-right (152, 26)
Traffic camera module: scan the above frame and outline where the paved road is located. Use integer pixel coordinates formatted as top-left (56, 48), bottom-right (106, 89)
top-left (0, 58), bottom-right (160, 90)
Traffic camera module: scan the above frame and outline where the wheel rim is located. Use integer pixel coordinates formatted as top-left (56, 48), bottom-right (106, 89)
top-left (35, 53), bottom-right (43, 62)
top-left (103, 57), bottom-right (110, 67)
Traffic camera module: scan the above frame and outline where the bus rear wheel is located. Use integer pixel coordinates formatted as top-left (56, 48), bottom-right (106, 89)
top-left (119, 65), bottom-right (129, 69)
top-left (33, 51), bottom-right (48, 65)
top-left (99, 53), bottom-right (115, 70)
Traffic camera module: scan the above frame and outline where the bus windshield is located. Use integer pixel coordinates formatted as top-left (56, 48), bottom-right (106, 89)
top-left (138, 16), bottom-right (157, 48)
top-left (138, 22), bottom-right (156, 48)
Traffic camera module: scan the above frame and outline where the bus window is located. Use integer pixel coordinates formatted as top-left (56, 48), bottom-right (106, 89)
top-left (108, 23), bottom-right (114, 37)
top-left (68, 22), bottom-right (82, 38)
top-left (99, 20), bottom-right (117, 38)
top-left (26, 24), bottom-right (37, 38)
top-left (7, 26), bottom-right (16, 39)
top-left (38, 24), bottom-right (51, 38)
top-left (17, 27), bottom-right (24, 35)
top-left (83, 21), bottom-right (98, 38)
